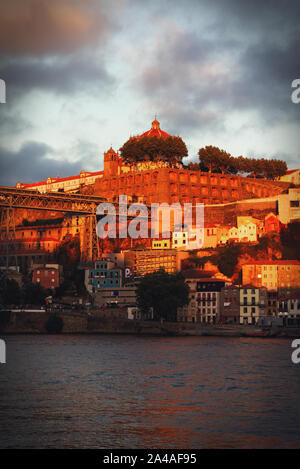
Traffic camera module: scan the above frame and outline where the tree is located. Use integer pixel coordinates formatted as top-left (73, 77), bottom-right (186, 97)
top-left (23, 281), bottom-right (48, 305)
top-left (197, 146), bottom-right (287, 179)
top-left (198, 146), bottom-right (227, 173)
top-left (215, 243), bottom-right (241, 278)
top-left (136, 269), bottom-right (190, 321)
top-left (119, 135), bottom-right (188, 166)
top-left (0, 279), bottom-right (22, 305)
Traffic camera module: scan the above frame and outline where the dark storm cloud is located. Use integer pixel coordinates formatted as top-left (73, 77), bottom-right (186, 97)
top-left (135, 0), bottom-right (300, 133)
top-left (0, 0), bottom-right (112, 56)
top-left (0, 54), bottom-right (115, 95)
top-left (0, 141), bottom-right (86, 186)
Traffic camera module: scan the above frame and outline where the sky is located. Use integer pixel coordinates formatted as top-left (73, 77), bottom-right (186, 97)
top-left (0, 0), bottom-right (299, 186)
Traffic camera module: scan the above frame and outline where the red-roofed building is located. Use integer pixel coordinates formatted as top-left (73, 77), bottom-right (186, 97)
top-left (139, 118), bottom-right (171, 139)
top-left (16, 169), bottom-right (104, 194)
top-left (264, 212), bottom-right (284, 233)
top-left (280, 169), bottom-right (300, 185)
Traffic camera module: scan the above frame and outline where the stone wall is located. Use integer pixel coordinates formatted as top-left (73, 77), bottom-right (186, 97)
top-left (94, 166), bottom-right (289, 206)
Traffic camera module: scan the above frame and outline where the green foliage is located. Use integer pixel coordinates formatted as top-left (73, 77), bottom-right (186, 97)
top-left (197, 146), bottom-right (287, 179)
top-left (136, 268), bottom-right (190, 321)
top-left (45, 315), bottom-right (63, 334)
top-left (215, 243), bottom-right (241, 278)
top-left (0, 279), bottom-right (22, 305)
top-left (119, 135), bottom-right (188, 165)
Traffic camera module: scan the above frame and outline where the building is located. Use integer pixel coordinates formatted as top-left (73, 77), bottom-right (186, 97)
top-left (277, 188), bottom-right (300, 224)
top-left (221, 285), bottom-right (240, 324)
top-left (124, 249), bottom-right (189, 277)
top-left (196, 278), bottom-right (226, 324)
top-left (266, 290), bottom-right (278, 317)
top-left (242, 260), bottom-right (300, 291)
top-left (32, 264), bottom-right (62, 290)
top-left (177, 270), bottom-right (205, 323)
top-left (239, 286), bottom-right (268, 325)
top-left (16, 169), bottom-right (104, 194)
top-left (85, 258), bottom-right (122, 293)
top-left (93, 283), bottom-right (137, 309)
top-left (220, 221), bottom-right (257, 244)
top-left (172, 231), bottom-right (188, 249)
top-left (264, 212), bottom-right (282, 233)
top-left (280, 169), bottom-right (300, 186)
top-left (152, 239), bottom-right (171, 250)
top-left (278, 293), bottom-right (300, 319)
top-left (93, 119), bottom-right (289, 206)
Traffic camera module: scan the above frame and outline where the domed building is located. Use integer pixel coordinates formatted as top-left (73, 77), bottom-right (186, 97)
top-left (139, 118), bottom-right (171, 139)
top-left (96, 119), bottom-right (287, 206)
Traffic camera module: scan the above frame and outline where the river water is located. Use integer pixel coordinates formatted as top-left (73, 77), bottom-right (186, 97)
top-left (0, 334), bottom-right (299, 448)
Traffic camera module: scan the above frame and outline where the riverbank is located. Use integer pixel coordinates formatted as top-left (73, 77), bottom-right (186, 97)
top-left (1, 309), bottom-right (300, 337)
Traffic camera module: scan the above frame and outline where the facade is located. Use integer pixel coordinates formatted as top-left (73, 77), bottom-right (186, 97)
top-left (172, 231), bottom-right (188, 249)
top-left (177, 270), bottom-right (204, 323)
top-left (196, 278), bottom-right (226, 324)
top-left (220, 221), bottom-right (257, 244)
top-left (221, 285), bottom-right (240, 323)
top-left (32, 264), bottom-right (61, 290)
top-left (242, 260), bottom-right (300, 291)
top-left (239, 286), bottom-right (268, 325)
top-left (85, 259), bottom-right (122, 293)
top-left (278, 293), bottom-right (300, 318)
top-left (93, 283), bottom-right (137, 308)
top-left (152, 239), bottom-right (171, 250)
top-left (277, 188), bottom-right (300, 224)
top-left (264, 212), bottom-right (281, 233)
top-left (280, 169), bottom-right (300, 186)
top-left (266, 290), bottom-right (278, 317)
top-left (16, 169), bottom-right (104, 194)
top-left (124, 249), bottom-right (189, 277)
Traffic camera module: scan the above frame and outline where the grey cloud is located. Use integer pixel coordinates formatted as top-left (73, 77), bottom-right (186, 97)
top-left (134, 5), bottom-right (300, 133)
top-left (0, 53), bottom-right (115, 95)
top-left (0, 141), bottom-right (87, 186)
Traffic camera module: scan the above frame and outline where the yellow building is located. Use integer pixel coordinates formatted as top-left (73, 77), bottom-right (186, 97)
top-left (242, 261), bottom-right (300, 291)
top-left (239, 286), bottom-right (267, 325)
top-left (124, 249), bottom-right (188, 276)
top-left (279, 169), bottom-right (300, 186)
top-left (152, 239), bottom-right (171, 250)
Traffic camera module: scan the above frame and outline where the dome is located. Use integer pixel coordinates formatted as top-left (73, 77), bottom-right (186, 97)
top-left (139, 118), bottom-right (170, 139)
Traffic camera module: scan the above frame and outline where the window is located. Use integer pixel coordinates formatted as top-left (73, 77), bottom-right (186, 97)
top-left (290, 200), bottom-right (299, 207)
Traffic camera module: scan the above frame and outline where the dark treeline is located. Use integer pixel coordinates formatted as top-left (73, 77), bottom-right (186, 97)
top-left (120, 136), bottom-right (287, 180)
top-left (188, 145), bottom-right (287, 179)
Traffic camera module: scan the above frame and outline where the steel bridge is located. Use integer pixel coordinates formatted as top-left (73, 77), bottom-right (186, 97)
top-left (0, 186), bottom-right (107, 213)
top-left (0, 186), bottom-right (109, 265)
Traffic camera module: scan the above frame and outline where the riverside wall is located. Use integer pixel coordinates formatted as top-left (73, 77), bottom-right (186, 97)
top-left (1, 310), bottom-right (300, 338)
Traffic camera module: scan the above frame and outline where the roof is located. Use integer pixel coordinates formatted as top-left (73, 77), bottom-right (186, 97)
top-left (279, 293), bottom-right (300, 301)
top-left (18, 170), bottom-right (104, 188)
top-left (182, 269), bottom-right (216, 279)
top-left (286, 169), bottom-right (300, 174)
top-left (139, 119), bottom-right (170, 139)
top-left (243, 260), bottom-right (300, 265)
